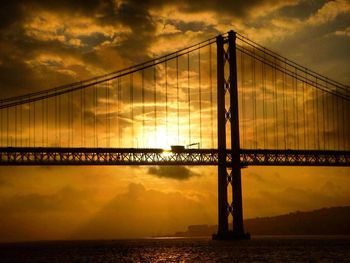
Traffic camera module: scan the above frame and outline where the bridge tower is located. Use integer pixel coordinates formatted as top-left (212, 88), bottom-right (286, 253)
top-left (213, 31), bottom-right (250, 240)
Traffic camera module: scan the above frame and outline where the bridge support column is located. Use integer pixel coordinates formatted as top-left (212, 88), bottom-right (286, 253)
top-left (213, 31), bottom-right (250, 240)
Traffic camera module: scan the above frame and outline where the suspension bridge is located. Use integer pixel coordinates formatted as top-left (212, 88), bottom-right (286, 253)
top-left (0, 30), bottom-right (349, 240)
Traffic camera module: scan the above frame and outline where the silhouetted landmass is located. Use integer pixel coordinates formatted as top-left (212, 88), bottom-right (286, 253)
top-left (171, 206), bottom-right (350, 237)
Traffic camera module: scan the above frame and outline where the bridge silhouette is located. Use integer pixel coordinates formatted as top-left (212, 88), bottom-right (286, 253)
top-left (0, 30), bottom-right (349, 240)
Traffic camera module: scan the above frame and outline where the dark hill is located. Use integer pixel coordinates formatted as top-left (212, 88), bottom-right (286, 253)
top-left (172, 206), bottom-right (350, 237)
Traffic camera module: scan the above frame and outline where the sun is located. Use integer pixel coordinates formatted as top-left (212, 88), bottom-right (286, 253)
top-left (143, 127), bottom-right (178, 149)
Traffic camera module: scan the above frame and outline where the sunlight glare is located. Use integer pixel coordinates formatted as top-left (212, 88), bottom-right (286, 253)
top-left (144, 127), bottom-right (178, 149)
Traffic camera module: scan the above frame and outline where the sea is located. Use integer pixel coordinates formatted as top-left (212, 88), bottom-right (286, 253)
top-left (0, 236), bottom-right (349, 262)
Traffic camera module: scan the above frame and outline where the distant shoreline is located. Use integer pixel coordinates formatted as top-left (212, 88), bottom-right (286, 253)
top-left (167, 206), bottom-right (350, 237)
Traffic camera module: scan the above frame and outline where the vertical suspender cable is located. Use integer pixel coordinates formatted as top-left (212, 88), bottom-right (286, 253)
top-left (187, 53), bottom-right (191, 145)
top-left (291, 69), bottom-right (295, 149)
top-left (94, 84), bottom-right (97, 147)
top-left (83, 87), bottom-right (86, 147)
top-left (29, 102), bottom-right (31, 147)
top-left (42, 99), bottom-right (44, 147)
top-left (252, 50), bottom-right (257, 149)
top-left (341, 96), bottom-right (345, 150)
top-left (241, 50), bottom-right (245, 149)
top-left (332, 86), bottom-right (339, 150)
top-left (315, 77), bottom-right (320, 149)
top-left (282, 62), bottom-right (289, 150)
top-left (312, 80), bottom-right (318, 150)
top-left (130, 73), bottom-right (134, 147)
top-left (282, 62), bottom-right (287, 149)
top-left (7, 107), bottom-right (9, 146)
top-left (46, 97), bottom-right (48, 146)
top-left (71, 92), bottom-right (73, 147)
top-left (305, 73), bottom-right (309, 149)
top-left (106, 80), bottom-right (108, 147)
top-left (108, 80), bottom-right (110, 148)
top-left (142, 70), bottom-right (145, 147)
top-left (302, 79), bottom-right (306, 149)
top-left (80, 87), bottom-right (83, 146)
top-left (274, 58), bottom-right (278, 149)
top-left (262, 54), bottom-right (266, 149)
top-left (346, 91), bottom-right (349, 150)
top-left (322, 85), bottom-right (326, 150)
top-left (165, 60), bottom-right (168, 146)
top-left (154, 65), bottom-right (157, 145)
top-left (107, 81), bottom-right (109, 148)
top-left (285, 61), bottom-right (289, 149)
top-left (68, 93), bottom-right (70, 147)
top-left (58, 94), bottom-right (61, 147)
top-left (20, 103), bottom-right (23, 147)
top-left (176, 56), bottom-right (180, 144)
top-left (325, 81), bottom-right (329, 150)
top-left (295, 69), bottom-right (299, 149)
top-left (198, 48), bottom-right (202, 147)
top-left (338, 86), bottom-right (341, 150)
top-left (33, 101), bottom-right (36, 147)
top-left (69, 92), bottom-right (71, 147)
top-left (46, 95), bottom-right (48, 147)
top-left (71, 91), bottom-right (74, 147)
top-left (55, 94), bottom-right (57, 146)
top-left (0, 104), bottom-right (2, 147)
top-left (45, 97), bottom-right (47, 147)
top-left (209, 43), bottom-right (214, 148)
top-left (117, 77), bottom-right (121, 147)
top-left (14, 105), bottom-right (17, 147)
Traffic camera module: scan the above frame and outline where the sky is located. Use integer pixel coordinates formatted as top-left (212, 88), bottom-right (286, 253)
top-left (0, 0), bottom-right (349, 242)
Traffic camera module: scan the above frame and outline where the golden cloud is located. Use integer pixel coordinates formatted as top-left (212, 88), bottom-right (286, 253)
top-left (334, 26), bottom-right (350, 37)
top-left (151, 5), bottom-right (218, 26)
top-left (307, 0), bottom-right (350, 26)
top-left (23, 10), bottom-right (131, 47)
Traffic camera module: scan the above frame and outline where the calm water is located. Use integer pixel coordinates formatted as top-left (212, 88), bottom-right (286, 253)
top-left (0, 236), bottom-right (349, 262)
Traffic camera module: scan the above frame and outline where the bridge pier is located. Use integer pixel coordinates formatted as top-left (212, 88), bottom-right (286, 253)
top-left (213, 31), bottom-right (250, 240)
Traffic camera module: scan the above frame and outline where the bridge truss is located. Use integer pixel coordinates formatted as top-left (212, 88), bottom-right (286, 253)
top-left (0, 147), bottom-right (349, 166)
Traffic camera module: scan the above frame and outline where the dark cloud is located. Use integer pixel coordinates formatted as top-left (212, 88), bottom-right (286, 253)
top-left (122, 0), bottom-right (294, 18)
top-left (0, 0), bottom-right (103, 29)
top-left (0, 186), bottom-right (90, 214)
top-left (276, 0), bottom-right (326, 20)
top-left (0, 0), bottom-right (155, 97)
top-left (1, 0), bottom-right (347, 101)
top-left (148, 166), bottom-right (199, 180)
top-left (72, 182), bottom-right (214, 239)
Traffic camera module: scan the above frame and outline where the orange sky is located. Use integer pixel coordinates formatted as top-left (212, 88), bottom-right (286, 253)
top-left (0, 0), bottom-right (349, 242)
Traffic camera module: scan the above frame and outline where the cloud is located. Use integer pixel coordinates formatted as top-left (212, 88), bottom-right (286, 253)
top-left (243, 167), bottom-right (350, 218)
top-left (72, 182), bottom-right (215, 238)
top-left (0, 183), bottom-right (97, 241)
top-left (147, 166), bottom-right (200, 180)
top-left (155, 23), bottom-right (182, 36)
top-left (334, 26), bottom-right (350, 37)
top-left (307, 0), bottom-right (350, 26)
top-left (0, 186), bottom-right (90, 214)
top-left (149, 0), bottom-right (299, 19)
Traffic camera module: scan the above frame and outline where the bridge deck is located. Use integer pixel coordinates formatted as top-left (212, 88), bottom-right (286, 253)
top-left (0, 148), bottom-right (349, 166)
